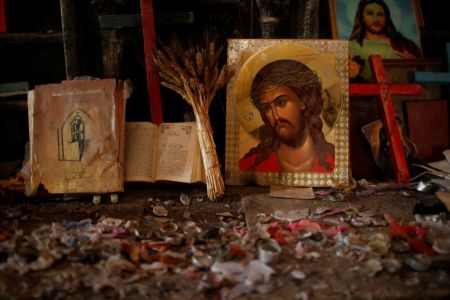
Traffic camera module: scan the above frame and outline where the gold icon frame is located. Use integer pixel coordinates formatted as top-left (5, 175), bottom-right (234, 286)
top-left (225, 39), bottom-right (351, 187)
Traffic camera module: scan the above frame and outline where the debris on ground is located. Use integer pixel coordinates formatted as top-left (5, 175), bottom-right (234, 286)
top-left (1, 187), bottom-right (450, 299)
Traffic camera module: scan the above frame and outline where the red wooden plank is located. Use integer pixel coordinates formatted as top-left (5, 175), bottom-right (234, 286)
top-left (0, 0), bottom-right (6, 33)
top-left (348, 55), bottom-right (424, 183)
top-left (378, 86), bottom-right (410, 182)
top-left (349, 84), bottom-right (382, 95)
top-left (349, 84), bottom-right (423, 96)
top-left (370, 55), bottom-right (387, 83)
top-left (140, 0), bottom-right (163, 124)
top-left (369, 57), bottom-right (408, 182)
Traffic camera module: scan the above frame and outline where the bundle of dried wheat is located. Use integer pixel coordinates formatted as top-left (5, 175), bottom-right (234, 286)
top-left (154, 37), bottom-right (232, 200)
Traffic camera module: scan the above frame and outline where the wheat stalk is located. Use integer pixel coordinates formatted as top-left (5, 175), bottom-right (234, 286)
top-left (153, 36), bottom-right (233, 200)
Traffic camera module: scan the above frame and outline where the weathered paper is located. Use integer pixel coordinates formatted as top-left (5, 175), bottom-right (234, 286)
top-left (155, 122), bottom-right (202, 183)
top-left (124, 122), bottom-right (158, 182)
top-left (26, 79), bottom-right (128, 196)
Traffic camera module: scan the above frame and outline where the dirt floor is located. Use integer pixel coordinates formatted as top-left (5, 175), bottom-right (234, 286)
top-left (1, 182), bottom-right (450, 299)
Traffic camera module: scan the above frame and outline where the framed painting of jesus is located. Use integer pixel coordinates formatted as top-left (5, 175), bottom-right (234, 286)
top-left (225, 39), bottom-right (351, 187)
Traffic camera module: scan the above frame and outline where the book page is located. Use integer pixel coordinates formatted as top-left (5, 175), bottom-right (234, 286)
top-left (125, 122), bottom-right (158, 182)
top-left (155, 122), bottom-right (199, 183)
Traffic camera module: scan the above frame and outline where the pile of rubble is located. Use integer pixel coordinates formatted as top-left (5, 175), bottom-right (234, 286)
top-left (1, 190), bottom-right (450, 299)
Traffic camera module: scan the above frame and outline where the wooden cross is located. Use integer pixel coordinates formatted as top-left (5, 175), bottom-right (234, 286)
top-left (415, 43), bottom-right (450, 84)
top-left (349, 55), bottom-right (424, 183)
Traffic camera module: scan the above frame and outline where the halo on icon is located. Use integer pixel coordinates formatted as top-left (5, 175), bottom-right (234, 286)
top-left (233, 44), bottom-right (343, 141)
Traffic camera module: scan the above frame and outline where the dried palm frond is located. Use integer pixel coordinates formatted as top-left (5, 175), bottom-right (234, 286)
top-left (153, 36), bottom-right (233, 200)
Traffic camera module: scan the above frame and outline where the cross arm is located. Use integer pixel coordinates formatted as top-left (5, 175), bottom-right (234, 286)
top-left (349, 84), bottom-right (423, 96)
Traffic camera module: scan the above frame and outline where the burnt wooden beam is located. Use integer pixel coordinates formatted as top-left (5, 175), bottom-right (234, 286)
top-left (255, 0), bottom-right (319, 38)
top-left (0, 32), bottom-right (63, 44)
top-left (60, 0), bottom-right (80, 79)
top-left (100, 29), bottom-right (124, 79)
top-left (99, 14), bottom-right (142, 29)
top-left (0, 81), bottom-right (30, 94)
top-left (234, 0), bottom-right (255, 37)
top-left (294, 0), bottom-right (319, 38)
top-left (99, 12), bottom-right (194, 29)
top-left (60, 0), bottom-right (102, 80)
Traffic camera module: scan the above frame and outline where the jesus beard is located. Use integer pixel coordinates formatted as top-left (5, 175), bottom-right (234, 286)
top-left (272, 117), bottom-right (308, 148)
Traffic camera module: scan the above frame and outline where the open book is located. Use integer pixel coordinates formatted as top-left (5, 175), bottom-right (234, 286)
top-left (125, 122), bottom-right (205, 184)
top-left (25, 79), bottom-right (129, 196)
